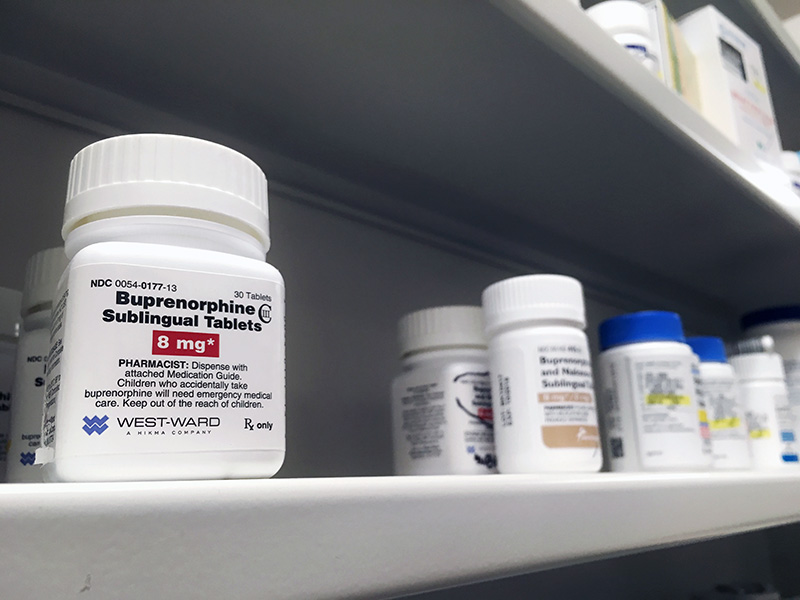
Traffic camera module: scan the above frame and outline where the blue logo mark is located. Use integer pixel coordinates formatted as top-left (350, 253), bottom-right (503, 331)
top-left (83, 415), bottom-right (109, 435)
top-left (19, 452), bottom-right (35, 466)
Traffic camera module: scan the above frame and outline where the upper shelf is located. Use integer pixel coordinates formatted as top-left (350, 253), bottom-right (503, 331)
top-left (1, 1), bottom-right (800, 329)
top-left (2, 472), bottom-right (800, 600)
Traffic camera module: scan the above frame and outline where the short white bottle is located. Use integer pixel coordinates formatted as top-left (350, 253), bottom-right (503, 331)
top-left (686, 336), bottom-right (752, 470)
top-left (742, 307), bottom-right (800, 432)
top-left (37, 134), bottom-right (285, 482)
top-left (730, 352), bottom-right (799, 469)
top-left (597, 311), bottom-right (707, 472)
top-left (391, 306), bottom-right (496, 475)
top-left (0, 287), bottom-right (22, 481)
top-left (6, 248), bottom-right (68, 483)
top-left (586, 0), bottom-right (662, 77)
top-left (482, 275), bottom-right (601, 474)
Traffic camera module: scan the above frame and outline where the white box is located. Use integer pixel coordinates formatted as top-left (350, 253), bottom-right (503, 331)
top-left (679, 5), bottom-right (782, 164)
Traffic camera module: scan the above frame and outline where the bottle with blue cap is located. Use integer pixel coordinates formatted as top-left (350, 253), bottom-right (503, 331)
top-left (742, 306), bottom-right (800, 432)
top-left (597, 311), bottom-right (707, 472)
top-left (687, 337), bottom-right (751, 470)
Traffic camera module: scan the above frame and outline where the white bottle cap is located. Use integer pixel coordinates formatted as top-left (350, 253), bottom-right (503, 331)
top-left (730, 352), bottom-right (785, 381)
top-left (21, 247), bottom-right (68, 317)
top-left (781, 150), bottom-right (800, 174)
top-left (482, 274), bottom-right (586, 335)
top-left (0, 287), bottom-right (22, 339)
top-left (398, 306), bottom-right (486, 357)
top-left (586, 1), bottom-right (653, 38)
top-left (63, 134), bottom-right (270, 251)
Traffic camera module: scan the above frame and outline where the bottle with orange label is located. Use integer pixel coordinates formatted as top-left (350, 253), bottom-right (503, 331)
top-left (482, 275), bottom-right (602, 473)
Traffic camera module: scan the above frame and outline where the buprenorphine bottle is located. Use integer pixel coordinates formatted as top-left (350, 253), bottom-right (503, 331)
top-left (686, 336), bottom-right (752, 470)
top-left (730, 351), bottom-right (798, 469)
top-left (0, 287), bottom-right (22, 481)
top-left (742, 307), bottom-right (800, 432)
top-left (391, 306), bottom-right (496, 475)
top-left (482, 275), bottom-right (601, 474)
top-left (598, 311), bottom-right (707, 472)
top-left (37, 134), bottom-right (285, 482)
top-left (6, 248), bottom-right (67, 483)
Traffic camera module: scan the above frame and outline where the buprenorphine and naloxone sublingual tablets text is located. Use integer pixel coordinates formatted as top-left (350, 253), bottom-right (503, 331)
top-left (482, 274), bottom-right (602, 473)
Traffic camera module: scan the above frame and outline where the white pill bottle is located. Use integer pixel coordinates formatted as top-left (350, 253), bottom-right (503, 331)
top-left (686, 336), bottom-right (752, 470)
top-left (586, 0), bottom-right (662, 77)
top-left (742, 307), bottom-right (800, 430)
top-left (7, 248), bottom-right (67, 482)
top-left (482, 274), bottom-right (601, 473)
top-left (598, 311), bottom-right (707, 472)
top-left (0, 287), bottom-right (22, 481)
top-left (730, 351), bottom-right (798, 469)
top-left (391, 306), bottom-right (496, 475)
top-left (38, 134), bottom-right (285, 482)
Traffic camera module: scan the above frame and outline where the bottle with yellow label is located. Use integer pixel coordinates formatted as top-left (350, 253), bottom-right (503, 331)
top-left (687, 337), bottom-right (751, 470)
top-left (597, 311), bottom-right (707, 472)
top-left (730, 351), bottom-right (798, 469)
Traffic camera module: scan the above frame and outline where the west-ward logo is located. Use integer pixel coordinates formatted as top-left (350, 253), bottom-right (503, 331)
top-left (83, 415), bottom-right (109, 435)
top-left (19, 452), bottom-right (35, 466)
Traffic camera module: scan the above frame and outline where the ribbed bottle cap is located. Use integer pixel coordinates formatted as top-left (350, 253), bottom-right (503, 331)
top-left (686, 336), bottom-right (728, 363)
top-left (730, 352), bottom-right (785, 381)
top-left (21, 247), bottom-right (68, 316)
top-left (398, 306), bottom-right (486, 357)
top-left (781, 150), bottom-right (800, 174)
top-left (599, 311), bottom-right (685, 351)
top-left (586, 1), bottom-right (653, 38)
top-left (0, 287), bottom-right (21, 338)
top-left (63, 134), bottom-right (270, 251)
top-left (481, 274), bottom-right (585, 335)
top-left (741, 306), bottom-right (800, 330)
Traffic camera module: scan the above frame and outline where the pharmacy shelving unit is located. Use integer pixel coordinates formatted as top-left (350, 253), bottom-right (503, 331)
top-left (1, 1), bottom-right (800, 599)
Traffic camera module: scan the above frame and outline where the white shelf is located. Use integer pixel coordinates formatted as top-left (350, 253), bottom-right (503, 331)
top-left (2, 1), bottom-right (800, 328)
top-left (2, 472), bottom-right (799, 599)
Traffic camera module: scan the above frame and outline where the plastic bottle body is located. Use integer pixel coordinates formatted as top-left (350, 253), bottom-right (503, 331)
top-left (392, 348), bottom-right (495, 475)
top-left (40, 217), bottom-right (285, 482)
top-left (0, 337), bottom-right (17, 481)
top-left (738, 378), bottom-right (797, 469)
top-left (598, 340), bottom-right (706, 472)
top-left (691, 356), bottom-right (715, 468)
top-left (695, 361), bottom-right (752, 470)
top-left (6, 311), bottom-right (50, 482)
top-left (745, 320), bottom-right (800, 430)
top-left (488, 324), bottom-right (601, 474)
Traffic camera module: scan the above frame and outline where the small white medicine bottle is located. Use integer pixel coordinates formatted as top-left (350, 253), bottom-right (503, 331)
top-left (730, 351), bottom-right (798, 469)
top-left (391, 306), bottom-right (496, 475)
top-left (597, 311), bottom-right (707, 472)
top-left (0, 287), bottom-right (22, 481)
top-left (586, 1), bottom-right (662, 77)
top-left (482, 274), bottom-right (601, 474)
top-left (6, 248), bottom-right (67, 483)
top-left (38, 134), bottom-right (285, 482)
top-left (686, 336), bottom-right (752, 470)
